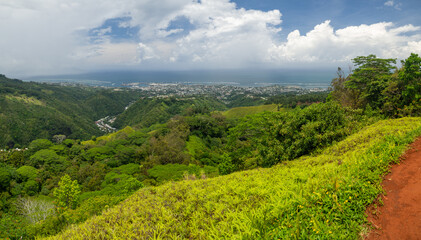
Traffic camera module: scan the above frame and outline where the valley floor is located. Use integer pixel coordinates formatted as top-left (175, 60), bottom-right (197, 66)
top-left (366, 137), bottom-right (421, 240)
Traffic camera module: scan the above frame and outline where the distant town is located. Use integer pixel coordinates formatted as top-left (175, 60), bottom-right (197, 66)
top-left (124, 83), bottom-right (327, 100)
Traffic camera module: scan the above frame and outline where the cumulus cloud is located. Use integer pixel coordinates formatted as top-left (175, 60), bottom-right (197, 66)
top-left (0, 0), bottom-right (421, 77)
top-left (138, 0), bottom-right (283, 68)
top-left (269, 21), bottom-right (421, 66)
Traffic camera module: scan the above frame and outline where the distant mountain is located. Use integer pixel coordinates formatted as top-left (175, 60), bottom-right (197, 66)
top-left (0, 75), bottom-right (141, 147)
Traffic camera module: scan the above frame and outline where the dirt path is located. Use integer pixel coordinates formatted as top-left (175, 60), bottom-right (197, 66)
top-left (366, 137), bottom-right (421, 240)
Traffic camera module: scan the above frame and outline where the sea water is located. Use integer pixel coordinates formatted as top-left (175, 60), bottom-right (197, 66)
top-left (25, 69), bottom-right (335, 89)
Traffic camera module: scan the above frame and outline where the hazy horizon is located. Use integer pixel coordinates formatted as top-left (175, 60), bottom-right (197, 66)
top-left (23, 69), bottom-right (336, 89)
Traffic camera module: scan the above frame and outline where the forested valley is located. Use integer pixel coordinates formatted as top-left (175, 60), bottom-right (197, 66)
top-left (0, 53), bottom-right (420, 239)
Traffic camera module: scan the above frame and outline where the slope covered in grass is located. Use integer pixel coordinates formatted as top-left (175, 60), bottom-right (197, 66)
top-left (46, 117), bottom-right (421, 239)
top-left (221, 104), bottom-right (280, 119)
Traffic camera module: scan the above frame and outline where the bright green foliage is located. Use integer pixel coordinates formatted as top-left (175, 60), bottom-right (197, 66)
top-left (53, 175), bottom-right (81, 210)
top-left (17, 165), bottom-right (38, 181)
top-left (221, 104), bottom-right (280, 119)
top-left (45, 117), bottom-right (421, 240)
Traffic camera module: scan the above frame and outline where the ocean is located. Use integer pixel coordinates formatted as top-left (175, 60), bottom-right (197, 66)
top-left (25, 69), bottom-right (335, 89)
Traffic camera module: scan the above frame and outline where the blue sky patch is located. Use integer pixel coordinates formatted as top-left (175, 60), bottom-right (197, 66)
top-left (164, 16), bottom-right (196, 39)
top-left (88, 17), bottom-right (139, 43)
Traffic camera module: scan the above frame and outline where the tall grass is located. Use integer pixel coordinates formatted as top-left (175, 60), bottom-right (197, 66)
top-left (45, 117), bottom-right (421, 240)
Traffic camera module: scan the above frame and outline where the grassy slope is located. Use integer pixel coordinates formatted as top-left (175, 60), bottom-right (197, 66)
top-left (221, 104), bottom-right (280, 119)
top-left (46, 117), bottom-right (421, 240)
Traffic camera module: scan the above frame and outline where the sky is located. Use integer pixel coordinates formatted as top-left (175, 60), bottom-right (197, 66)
top-left (1, 0), bottom-right (421, 77)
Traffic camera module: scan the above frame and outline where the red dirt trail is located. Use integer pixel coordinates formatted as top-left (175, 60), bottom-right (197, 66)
top-left (366, 137), bottom-right (421, 240)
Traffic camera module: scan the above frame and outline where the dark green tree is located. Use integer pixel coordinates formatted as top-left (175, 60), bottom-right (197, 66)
top-left (346, 54), bottom-right (396, 109)
top-left (399, 53), bottom-right (421, 110)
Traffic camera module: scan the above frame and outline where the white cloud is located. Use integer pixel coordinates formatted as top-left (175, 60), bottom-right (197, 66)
top-left (270, 21), bottom-right (421, 66)
top-left (384, 0), bottom-right (402, 10)
top-left (385, 1), bottom-right (394, 7)
top-left (0, 0), bottom-right (421, 77)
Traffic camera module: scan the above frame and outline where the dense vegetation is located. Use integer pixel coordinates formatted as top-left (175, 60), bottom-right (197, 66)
top-left (112, 96), bottom-right (227, 129)
top-left (0, 75), bottom-right (142, 147)
top-left (45, 118), bottom-right (421, 239)
top-left (265, 91), bottom-right (328, 108)
top-left (1, 102), bottom-right (368, 239)
top-left (329, 53), bottom-right (421, 117)
top-left (0, 53), bottom-right (419, 239)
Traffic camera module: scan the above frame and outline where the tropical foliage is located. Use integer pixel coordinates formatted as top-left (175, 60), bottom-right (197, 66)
top-left (0, 53), bottom-right (419, 239)
top-left (45, 117), bottom-right (421, 240)
top-left (329, 53), bottom-right (421, 117)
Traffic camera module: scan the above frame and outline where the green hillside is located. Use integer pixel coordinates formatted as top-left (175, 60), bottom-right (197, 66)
top-left (0, 53), bottom-right (419, 239)
top-left (0, 75), bottom-right (141, 147)
top-left (112, 96), bottom-right (227, 129)
top-left (46, 117), bottom-right (421, 239)
top-left (221, 104), bottom-right (280, 119)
